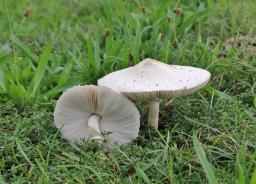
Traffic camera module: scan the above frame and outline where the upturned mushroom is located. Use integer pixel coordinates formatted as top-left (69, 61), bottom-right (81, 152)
top-left (54, 85), bottom-right (140, 145)
top-left (98, 58), bottom-right (211, 129)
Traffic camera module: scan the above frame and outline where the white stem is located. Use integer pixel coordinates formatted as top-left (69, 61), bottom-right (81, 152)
top-left (148, 100), bottom-right (160, 129)
top-left (88, 114), bottom-right (104, 141)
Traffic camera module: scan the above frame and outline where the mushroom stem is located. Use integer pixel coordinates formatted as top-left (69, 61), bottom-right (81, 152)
top-left (88, 114), bottom-right (104, 141)
top-left (148, 100), bottom-right (160, 129)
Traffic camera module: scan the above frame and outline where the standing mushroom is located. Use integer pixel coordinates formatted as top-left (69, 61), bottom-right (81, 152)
top-left (54, 85), bottom-right (140, 145)
top-left (98, 58), bottom-right (210, 129)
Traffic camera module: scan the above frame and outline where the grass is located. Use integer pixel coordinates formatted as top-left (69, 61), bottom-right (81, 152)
top-left (0, 0), bottom-right (256, 183)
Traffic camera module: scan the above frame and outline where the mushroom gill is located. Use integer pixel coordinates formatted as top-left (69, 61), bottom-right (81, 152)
top-left (85, 86), bottom-right (103, 141)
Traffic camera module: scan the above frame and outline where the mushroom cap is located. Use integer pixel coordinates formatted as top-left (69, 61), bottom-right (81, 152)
top-left (98, 58), bottom-right (211, 100)
top-left (54, 85), bottom-right (140, 145)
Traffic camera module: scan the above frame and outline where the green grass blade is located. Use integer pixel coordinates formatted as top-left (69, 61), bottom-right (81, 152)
top-left (136, 166), bottom-right (151, 184)
top-left (31, 42), bottom-right (52, 97)
top-left (84, 166), bottom-right (104, 184)
top-left (16, 138), bottom-right (32, 165)
top-left (45, 82), bottom-right (77, 98)
top-left (237, 156), bottom-right (246, 184)
top-left (253, 97), bottom-right (256, 109)
top-left (61, 151), bottom-right (81, 162)
top-left (0, 51), bottom-right (9, 90)
top-left (0, 53), bottom-right (9, 65)
top-left (250, 170), bottom-right (256, 184)
top-left (35, 158), bottom-right (50, 180)
top-left (10, 35), bottom-right (38, 62)
top-left (193, 136), bottom-right (217, 184)
top-left (176, 10), bottom-right (208, 36)
top-left (0, 66), bottom-right (4, 90)
top-left (205, 85), bottom-right (235, 102)
top-left (0, 174), bottom-right (6, 184)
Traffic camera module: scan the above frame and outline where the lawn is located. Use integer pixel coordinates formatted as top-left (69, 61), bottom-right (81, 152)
top-left (0, 0), bottom-right (256, 183)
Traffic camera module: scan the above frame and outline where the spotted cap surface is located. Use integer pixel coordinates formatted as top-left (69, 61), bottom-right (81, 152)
top-left (98, 58), bottom-right (211, 100)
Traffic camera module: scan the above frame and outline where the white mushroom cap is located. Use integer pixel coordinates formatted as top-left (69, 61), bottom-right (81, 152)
top-left (54, 85), bottom-right (140, 145)
top-left (98, 58), bottom-right (211, 100)
top-left (98, 58), bottom-right (211, 129)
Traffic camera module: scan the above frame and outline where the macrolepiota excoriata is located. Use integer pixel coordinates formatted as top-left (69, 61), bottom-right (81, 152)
top-left (98, 58), bottom-right (211, 129)
top-left (54, 85), bottom-right (140, 145)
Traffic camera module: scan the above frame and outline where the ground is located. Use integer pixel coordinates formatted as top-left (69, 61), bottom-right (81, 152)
top-left (0, 0), bottom-right (256, 183)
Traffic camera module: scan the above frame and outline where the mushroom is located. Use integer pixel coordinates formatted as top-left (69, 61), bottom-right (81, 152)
top-left (98, 58), bottom-right (211, 129)
top-left (54, 85), bottom-right (140, 145)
